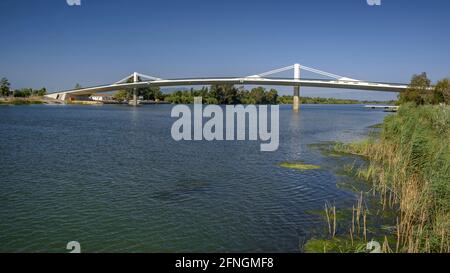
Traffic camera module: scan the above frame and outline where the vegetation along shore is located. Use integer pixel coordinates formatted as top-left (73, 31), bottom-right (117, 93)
top-left (1, 77), bottom-right (394, 105)
top-left (305, 73), bottom-right (449, 253)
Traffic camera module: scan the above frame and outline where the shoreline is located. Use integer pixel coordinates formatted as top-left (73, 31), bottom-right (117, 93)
top-left (305, 104), bottom-right (449, 253)
top-left (0, 96), bottom-right (396, 106)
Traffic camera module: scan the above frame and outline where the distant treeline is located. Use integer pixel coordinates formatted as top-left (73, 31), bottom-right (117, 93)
top-left (164, 85), bottom-right (279, 105)
top-left (114, 84), bottom-right (278, 104)
top-left (114, 84), bottom-right (393, 105)
top-left (278, 96), bottom-right (396, 105)
top-left (0, 77), bottom-right (47, 97)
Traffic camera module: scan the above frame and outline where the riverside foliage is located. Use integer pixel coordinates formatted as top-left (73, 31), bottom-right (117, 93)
top-left (329, 104), bottom-right (449, 253)
top-left (134, 84), bottom-right (393, 105)
top-left (306, 73), bottom-right (450, 253)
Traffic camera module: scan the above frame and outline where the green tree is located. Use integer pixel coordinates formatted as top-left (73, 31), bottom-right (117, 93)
top-left (250, 87), bottom-right (266, 104)
top-left (210, 84), bottom-right (228, 104)
top-left (74, 83), bottom-right (82, 89)
top-left (199, 86), bottom-right (209, 98)
top-left (38, 88), bottom-right (47, 96)
top-left (223, 85), bottom-right (240, 104)
top-left (14, 88), bottom-right (32, 98)
top-left (33, 88), bottom-right (47, 96)
top-left (266, 89), bottom-right (279, 104)
top-left (138, 86), bottom-right (162, 101)
top-left (1, 77), bottom-right (11, 97)
top-left (399, 73), bottom-right (431, 105)
top-left (434, 78), bottom-right (450, 105)
top-left (113, 90), bottom-right (131, 102)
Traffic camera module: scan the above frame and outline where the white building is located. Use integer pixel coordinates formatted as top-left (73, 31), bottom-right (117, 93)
top-left (89, 94), bottom-right (114, 102)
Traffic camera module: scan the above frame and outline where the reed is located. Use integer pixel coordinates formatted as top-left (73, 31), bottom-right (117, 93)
top-left (324, 203), bottom-right (337, 238)
top-left (334, 104), bottom-right (450, 253)
top-left (306, 194), bottom-right (370, 253)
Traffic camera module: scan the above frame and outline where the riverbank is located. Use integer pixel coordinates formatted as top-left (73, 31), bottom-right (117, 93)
top-left (278, 96), bottom-right (396, 105)
top-left (0, 96), bottom-right (68, 105)
top-left (0, 97), bottom-right (170, 106)
top-left (307, 104), bottom-right (449, 253)
top-left (0, 97), bottom-right (47, 105)
top-left (0, 96), bottom-right (395, 106)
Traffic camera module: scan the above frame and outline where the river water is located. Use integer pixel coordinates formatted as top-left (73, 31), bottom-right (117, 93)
top-left (0, 104), bottom-right (388, 253)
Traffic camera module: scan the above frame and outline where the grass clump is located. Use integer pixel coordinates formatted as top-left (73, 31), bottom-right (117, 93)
top-left (305, 238), bottom-right (368, 253)
top-left (278, 162), bottom-right (321, 171)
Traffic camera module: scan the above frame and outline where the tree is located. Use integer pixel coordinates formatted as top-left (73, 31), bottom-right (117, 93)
top-left (11, 87), bottom-right (47, 98)
top-left (223, 85), bottom-right (240, 104)
top-left (138, 86), bottom-right (162, 101)
top-left (266, 89), bottom-right (279, 105)
top-left (1, 77), bottom-right (11, 97)
top-left (75, 83), bottom-right (82, 89)
top-left (199, 86), bottom-right (209, 98)
top-left (434, 78), bottom-right (450, 105)
top-left (210, 84), bottom-right (228, 104)
top-left (250, 87), bottom-right (266, 104)
top-left (399, 73), bottom-right (431, 105)
top-left (14, 88), bottom-right (32, 98)
top-left (37, 88), bottom-right (47, 96)
top-left (113, 90), bottom-right (131, 102)
top-left (32, 88), bottom-right (47, 96)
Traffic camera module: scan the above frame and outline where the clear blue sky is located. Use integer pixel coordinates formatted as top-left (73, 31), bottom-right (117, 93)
top-left (0, 0), bottom-right (449, 100)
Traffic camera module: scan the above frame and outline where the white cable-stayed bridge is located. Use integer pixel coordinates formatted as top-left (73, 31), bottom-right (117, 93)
top-left (45, 64), bottom-right (408, 110)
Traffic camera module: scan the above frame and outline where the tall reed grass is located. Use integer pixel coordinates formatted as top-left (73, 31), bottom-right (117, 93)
top-left (335, 104), bottom-right (449, 253)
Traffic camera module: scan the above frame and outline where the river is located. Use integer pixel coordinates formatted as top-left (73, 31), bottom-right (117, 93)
top-left (0, 104), bottom-right (389, 252)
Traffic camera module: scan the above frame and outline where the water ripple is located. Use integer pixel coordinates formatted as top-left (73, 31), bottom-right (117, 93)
top-left (0, 104), bottom-right (389, 252)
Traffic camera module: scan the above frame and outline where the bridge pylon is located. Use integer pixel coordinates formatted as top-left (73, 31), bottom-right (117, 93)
top-left (293, 63), bottom-right (301, 112)
top-left (131, 72), bottom-right (139, 106)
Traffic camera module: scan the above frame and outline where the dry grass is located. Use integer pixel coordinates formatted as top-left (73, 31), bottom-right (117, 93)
top-left (0, 96), bottom-right (45, 104)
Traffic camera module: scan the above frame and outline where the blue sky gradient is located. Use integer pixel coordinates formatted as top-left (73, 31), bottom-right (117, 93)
top-left (0, 0), bottom-right (449, 100)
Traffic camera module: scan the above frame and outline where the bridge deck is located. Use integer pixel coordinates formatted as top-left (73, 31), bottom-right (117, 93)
top-left (46, 77), bottom-right (408, 99)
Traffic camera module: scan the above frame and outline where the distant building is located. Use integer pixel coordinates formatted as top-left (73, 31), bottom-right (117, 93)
top-left (90, 94), bottom-right (114, 101)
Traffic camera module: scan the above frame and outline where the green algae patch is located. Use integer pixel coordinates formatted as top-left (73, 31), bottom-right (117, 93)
top-left (278, 162), bottom-right (321, 171)
top-left (308, 142), bottom-right (347, 158)
top-left (305, 237), bottom-right (367, 253)
top-left (327, 152), bottom-right (344, 158)
top-left (306, 209), bottom-right (347, 222)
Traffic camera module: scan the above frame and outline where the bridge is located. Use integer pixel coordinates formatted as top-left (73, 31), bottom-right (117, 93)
top-left (45, 64), bottom-right (408, 110)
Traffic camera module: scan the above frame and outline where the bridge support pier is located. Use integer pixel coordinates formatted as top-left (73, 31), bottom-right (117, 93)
top-left (131, 89), bottom-right (138, 106)
top-left (293, 64), bottom-right (301, 111)
top-left (130, 72), bottom-right (139, 106)
top-left (293, 86), bottom-right (300, 111)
